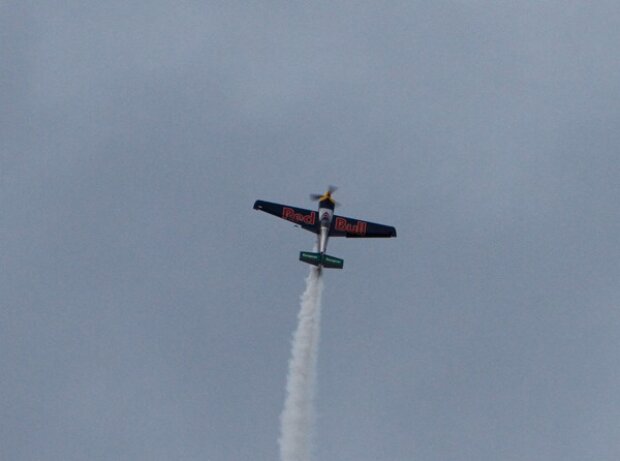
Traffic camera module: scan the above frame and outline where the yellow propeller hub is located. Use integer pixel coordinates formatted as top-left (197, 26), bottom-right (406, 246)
top-left (319, 191), bottom-right (336, 204)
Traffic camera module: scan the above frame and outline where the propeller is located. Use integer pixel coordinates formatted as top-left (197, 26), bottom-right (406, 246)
top-left (310, 185), bottom-right (339, 206)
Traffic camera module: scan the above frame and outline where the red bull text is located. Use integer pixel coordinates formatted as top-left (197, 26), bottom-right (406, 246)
top-left (282, 207), bottom-right (316, 225)
top-left (334, 217), bottom-right (367, 235)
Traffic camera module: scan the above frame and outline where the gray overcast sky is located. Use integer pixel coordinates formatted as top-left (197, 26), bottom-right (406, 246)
top-left (2, 2), bottom-right (620, 460)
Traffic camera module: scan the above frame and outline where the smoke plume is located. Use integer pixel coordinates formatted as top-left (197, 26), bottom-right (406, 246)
top-left (279, 268), bottom-right (324, 461)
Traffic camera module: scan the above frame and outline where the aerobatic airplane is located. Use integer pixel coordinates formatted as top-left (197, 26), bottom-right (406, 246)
top-left (253, 186), bottom-right (397, 270)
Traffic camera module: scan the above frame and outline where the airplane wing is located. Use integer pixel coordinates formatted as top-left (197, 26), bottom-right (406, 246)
top-left (329, 214), bottom-right (397, 238)
top-left (253, 200), bottom-right (320, 234)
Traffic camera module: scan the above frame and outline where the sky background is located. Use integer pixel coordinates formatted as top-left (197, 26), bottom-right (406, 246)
top-left (2, 2), bottom-right (620, 460)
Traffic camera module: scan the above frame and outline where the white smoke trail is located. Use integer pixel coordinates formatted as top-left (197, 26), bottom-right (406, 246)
top-left (279, 268), bottom-right (324, 461)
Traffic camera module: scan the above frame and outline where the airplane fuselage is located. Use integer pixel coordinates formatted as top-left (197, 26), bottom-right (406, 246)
top-left (317, 198), bottom-right (335, 254)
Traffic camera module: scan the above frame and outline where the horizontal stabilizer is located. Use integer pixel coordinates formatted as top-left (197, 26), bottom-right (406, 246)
top-left (299, 251), bottom-right (344, 269)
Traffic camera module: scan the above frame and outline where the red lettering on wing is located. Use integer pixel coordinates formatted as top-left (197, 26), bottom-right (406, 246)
top-left (282, 207), bottom-right (316, 225)
top-left (334, 217), bottom-right (367, 235)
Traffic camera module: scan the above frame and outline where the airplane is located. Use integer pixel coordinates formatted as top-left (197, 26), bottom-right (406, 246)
top-left (253, 186), bottom-right (397, 270)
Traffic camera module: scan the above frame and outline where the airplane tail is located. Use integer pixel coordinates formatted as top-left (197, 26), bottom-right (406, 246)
top-left (299, 251), bottom-right (344, 269)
